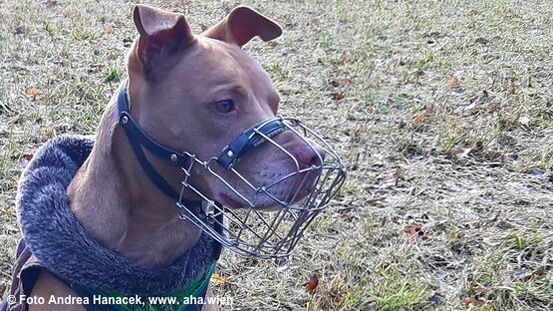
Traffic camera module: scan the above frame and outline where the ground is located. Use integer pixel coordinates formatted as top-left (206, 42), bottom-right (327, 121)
top-left (1, 0), bottom-right (553, 310)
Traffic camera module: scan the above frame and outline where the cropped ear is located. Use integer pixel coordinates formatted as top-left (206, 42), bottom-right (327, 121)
top-left (133, 5), bottom-right (194, 73)
top-left (203, 6), bottom-right (282, 47)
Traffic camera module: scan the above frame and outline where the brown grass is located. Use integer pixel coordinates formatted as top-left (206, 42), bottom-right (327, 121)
top-left (1, 0), bottom-right (553, 310)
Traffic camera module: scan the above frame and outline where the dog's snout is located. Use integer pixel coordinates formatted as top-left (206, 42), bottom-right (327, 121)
top-left (290, 143), bottom-right (325, 169)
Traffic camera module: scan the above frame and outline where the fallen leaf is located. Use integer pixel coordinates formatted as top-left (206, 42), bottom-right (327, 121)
top-left (481, 90), bottom-right (490, 101)
top-left (407, 224), bottom-right (425, 243)
top-left (45, 128), bottom-right (56, 138)
top-left (331, 92), bottom-right (345, 101)
top-left (407, 224), bottom-right (422, 235)
top-left (329, 78), bottom-right (351, 88)
top-left (23, 154), bottom-right (33, 161)
top-left (414, 110), bottom-right (427, 123)
top-left (305, 273), bottom-right (319, 294)
top-left (341, 78), bottom-right (352, 87)
top-left (448, 76), bottom-right (459, 88)
top-left (507, 80), bottom-right (516, 95)
top-left (25, 87), bottom-right (40, 99)
top-left (393, 167), bottom-right (403, 185)
top-left (475, 37), bottom-right (490, 45)
top-left (462, 296), bottom-right (484, 306)
top-left (307, 297), bottom-right (317, 311)
top-left (473, 140), bottom-right (484, 153)
top-left (46, 0), bottom-right (59, 8)
top-left (105, 25), bottom-right (114, 34)
top-left (487, 151), bottom-right (503, 161)
top-left (462, 296), bottom-right (473, 306)
top-left (338, 207), bottom-right (354, 219)
top-left (210, 271), bottom-right (228, 285)
top-left (199, 23), bottom-right (209, 32)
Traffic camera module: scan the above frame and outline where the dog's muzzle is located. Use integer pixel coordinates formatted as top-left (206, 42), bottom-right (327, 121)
top-left (117, 86), bottom-right (346, 258)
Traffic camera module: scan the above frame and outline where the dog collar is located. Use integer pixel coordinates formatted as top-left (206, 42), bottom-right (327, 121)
top-left (117, 86), bottom-right (193, 202)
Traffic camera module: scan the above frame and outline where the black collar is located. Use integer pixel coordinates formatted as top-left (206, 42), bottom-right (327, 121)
top-left (117, 85), bottom-right (195, 203)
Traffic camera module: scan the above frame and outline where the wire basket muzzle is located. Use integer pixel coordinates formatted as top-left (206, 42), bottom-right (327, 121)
top-left (177, 118), bottom-right (346, 258)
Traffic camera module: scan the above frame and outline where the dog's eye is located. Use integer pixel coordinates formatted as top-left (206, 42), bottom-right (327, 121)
top-left (215, 99), bottom-right (235, 113)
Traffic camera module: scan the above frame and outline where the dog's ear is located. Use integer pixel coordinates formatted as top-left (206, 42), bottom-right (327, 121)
top-left (203, 6), bottom-right (282, 47)
top-left (132, 5), bottom-right (194, 72)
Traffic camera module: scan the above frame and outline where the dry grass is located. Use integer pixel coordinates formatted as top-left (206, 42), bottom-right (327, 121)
top-left (1, 0), bottom-right (553, 310)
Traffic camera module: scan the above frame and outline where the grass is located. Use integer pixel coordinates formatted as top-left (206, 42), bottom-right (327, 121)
top-left (1, 0), bottom-right (553, 310)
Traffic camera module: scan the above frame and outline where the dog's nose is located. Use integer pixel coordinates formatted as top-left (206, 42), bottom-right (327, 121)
top-left (290, 143), bottom-right (326, 169)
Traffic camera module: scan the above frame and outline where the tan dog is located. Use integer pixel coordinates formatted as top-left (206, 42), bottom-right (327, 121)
top-left (27, 4), bottom-right (320, 311)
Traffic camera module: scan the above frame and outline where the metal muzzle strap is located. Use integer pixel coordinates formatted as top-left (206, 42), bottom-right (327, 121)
top-left (217, 118), bottom-right (287, 169)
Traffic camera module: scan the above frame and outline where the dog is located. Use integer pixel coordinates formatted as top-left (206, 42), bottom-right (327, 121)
top-left (2, 4), bottom-right (326, 311)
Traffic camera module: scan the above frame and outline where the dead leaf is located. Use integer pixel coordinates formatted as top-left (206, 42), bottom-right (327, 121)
top-left (199, 23), bottom-right (209, 32)
top-left (23, 154), bottom-right (33, 161)
top-left (414, 110), bottom-right (427, 123)
top-left (507, 80), bottom-right (516, 95)
top-left (393, 167), bottom-right (403, 185)
top-left (462, 296), bottom-right (473, 306)
top-left (338, 207), bottom-right (354, 219)
top-left (481, 90), bottom-right (490, 102)
top-left (45, 128), bottom-right (56, 139)
top-left (487, 150), bottom-right (503, 161)
top-left (329, 78), bottom-right (351, 88)
top-left (407, 224), bottom-right (425, 243)
top-left (448, 76), bottom-right (459, 88)
top-left (462, 296), bottom-right (484, 306)
top-left (473, 140), bottom-right (484, 153)
top-left (46, 0), bottom-right (59, 8)
top-left (307, 297), bottom-right (317, 311)
top-left (210, 270), bottom-right (228, 285)
top-left (305, 273), bottom-right (319, 294)
top-left (475, 37), bottom-right (490, 45)
top-left (331, 92), bottom-right (345, 101)
top-left (25, 87), bottom-right (40, 99)
top-left (105, 25), bottom-right (114, 34)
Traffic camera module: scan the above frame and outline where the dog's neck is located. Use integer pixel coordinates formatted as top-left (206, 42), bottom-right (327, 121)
top-left (67, 92), bottom-right (202, 267)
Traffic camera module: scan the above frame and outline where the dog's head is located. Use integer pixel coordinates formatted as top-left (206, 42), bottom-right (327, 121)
top-left (126, 5), bottom-right (323, 210)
